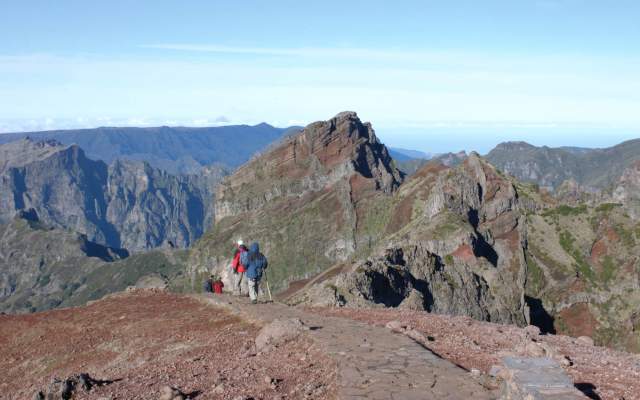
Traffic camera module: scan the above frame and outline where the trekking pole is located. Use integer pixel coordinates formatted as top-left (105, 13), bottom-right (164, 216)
top-left (264, 270), bottom-right (273, 302)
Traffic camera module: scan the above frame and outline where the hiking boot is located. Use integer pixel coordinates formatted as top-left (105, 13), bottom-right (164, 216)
top-left (251, 300), bottom-right (257, 304)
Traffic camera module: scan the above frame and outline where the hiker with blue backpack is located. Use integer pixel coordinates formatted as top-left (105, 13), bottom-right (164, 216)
top-left (245, 242), bottom-right (268, 304)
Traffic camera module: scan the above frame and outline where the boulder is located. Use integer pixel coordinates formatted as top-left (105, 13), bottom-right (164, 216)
top-left (158, 385), bottom-right (186, 400)
top-left (255, 318), bottom-right (308, 351)
top-left (576, 336), bottom-right (594, 347)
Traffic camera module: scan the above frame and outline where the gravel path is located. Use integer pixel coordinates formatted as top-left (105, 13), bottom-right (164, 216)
top-left (198, 294), bottom-right (497, 400)
top-left (313, 307), bottom-right (640, 400)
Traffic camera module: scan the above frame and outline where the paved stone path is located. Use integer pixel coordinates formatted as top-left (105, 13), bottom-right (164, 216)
top-left (195, 294), bottom-right (497, 400)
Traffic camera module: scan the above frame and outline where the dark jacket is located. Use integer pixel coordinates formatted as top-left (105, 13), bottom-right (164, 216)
top-left (245, 242), bottom-right (268, 280)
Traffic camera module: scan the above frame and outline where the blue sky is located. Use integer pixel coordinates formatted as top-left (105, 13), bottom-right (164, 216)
top-left (1, 0), bottom-right (639, 153)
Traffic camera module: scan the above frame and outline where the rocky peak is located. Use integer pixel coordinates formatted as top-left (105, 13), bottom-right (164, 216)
top-left (214, 111), bottom-right (403, 221)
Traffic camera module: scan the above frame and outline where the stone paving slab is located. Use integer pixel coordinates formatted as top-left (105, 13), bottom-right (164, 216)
top-left (195, 294), bottom-right (497, 400)
top-left (500, 357), bottom-right (588, 400)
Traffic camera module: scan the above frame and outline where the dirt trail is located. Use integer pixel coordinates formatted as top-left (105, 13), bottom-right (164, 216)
top-left (198, 294), bottom-right (497, 400)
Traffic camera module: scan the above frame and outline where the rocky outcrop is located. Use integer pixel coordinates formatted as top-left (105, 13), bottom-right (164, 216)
top-left (613, 160), bottom-right (640, 219)
top-left (295, 154), bottom-right (529, 326)
top-left (0, 138), bottom-right (225, 251)
top-left (189, 112), bottom-right (403, 292)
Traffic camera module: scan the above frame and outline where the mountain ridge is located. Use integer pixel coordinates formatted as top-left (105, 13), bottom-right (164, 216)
top-left (0, 124), bottom-right (293, 174)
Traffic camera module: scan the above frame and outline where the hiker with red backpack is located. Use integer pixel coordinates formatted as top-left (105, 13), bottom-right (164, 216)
top-left (231, 239), bottom-right (249, 296)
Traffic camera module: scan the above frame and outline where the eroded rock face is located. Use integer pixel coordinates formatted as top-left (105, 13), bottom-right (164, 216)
top-left (296, 154), bottom-right (529, 326)
top-left (189, 112), bottom-right (403, 291)
top-left (0, 138), bottom-right (225, 251)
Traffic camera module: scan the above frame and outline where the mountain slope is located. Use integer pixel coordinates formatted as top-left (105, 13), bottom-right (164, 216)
top-left (189, 112), bottom-right (403, 290)
top-left (0, 215), bottom-right (189, 313)
top-left (293, 152), bottom-right (640, 351)
top-left (486, 139), bottom-right (640, 191)
top-left (0, 138), bottom-right (225, 251)
top-left (0, 124), bottom-right (291, 174)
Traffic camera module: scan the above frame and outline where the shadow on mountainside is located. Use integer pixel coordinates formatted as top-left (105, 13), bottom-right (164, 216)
top-left (525, 295), bottom-right (556, 334)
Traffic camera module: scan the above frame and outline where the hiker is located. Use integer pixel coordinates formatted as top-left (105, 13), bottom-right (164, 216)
top-left (202, 274), bottom-right (215, 293)
top-left (245, 242), bottom-right (268, 304)
top-left (212, 275), bottom-right (224, 294)
top-left (231, 239), bottom-right (249, 295)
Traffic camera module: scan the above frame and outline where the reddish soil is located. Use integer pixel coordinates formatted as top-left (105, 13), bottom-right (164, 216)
top-left (557, 303), bottom-right (600, 338)
top-left (311, 307), bottom-right (640, 400)
top-left (606, 226), bottom-right (620, 243)
top-left (412, 161), bottom-right (448, 180)
top-left (590, 238), bottom-right (607, 267)
top-left (452, 244), bottom-right (475, 263)
top-left (0, 290), bottom-right (336, 400)
top-left (386, 194), bottom-right (416, 235)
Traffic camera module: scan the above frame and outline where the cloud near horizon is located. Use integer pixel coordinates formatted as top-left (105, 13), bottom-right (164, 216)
top-left (1, 46), bottom-right (639, 152)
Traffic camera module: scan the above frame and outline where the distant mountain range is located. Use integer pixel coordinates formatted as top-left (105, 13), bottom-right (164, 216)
top-left (388, 147), bottom-right (431, 161)
top-left (0, 124), bottom-right (293, 174)
top-left (486, 140), bottom-right (640, 191)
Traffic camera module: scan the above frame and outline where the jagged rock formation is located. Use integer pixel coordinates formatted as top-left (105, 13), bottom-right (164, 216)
top-left (0, 138), bottom-right (225, 251)
top-left (613, 160), bottom-right (640, 219)
top-left (486, 139), bottom-right (640, 191)
top-left (0, 213), bottom-right (188, 313)
top-left (294, 154), bottom-right (530, 326)
top-left (189, 112), bottom-right (404, 290)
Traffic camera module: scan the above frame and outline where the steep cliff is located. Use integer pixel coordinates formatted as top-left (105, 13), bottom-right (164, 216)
top-left (189, 112), bottom-right (403, 290)
top-left (0, 138), bottom-right (225, 251)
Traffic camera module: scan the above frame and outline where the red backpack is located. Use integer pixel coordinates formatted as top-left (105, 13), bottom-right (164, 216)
top-left (232, 246), bottom-right (248, 273)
